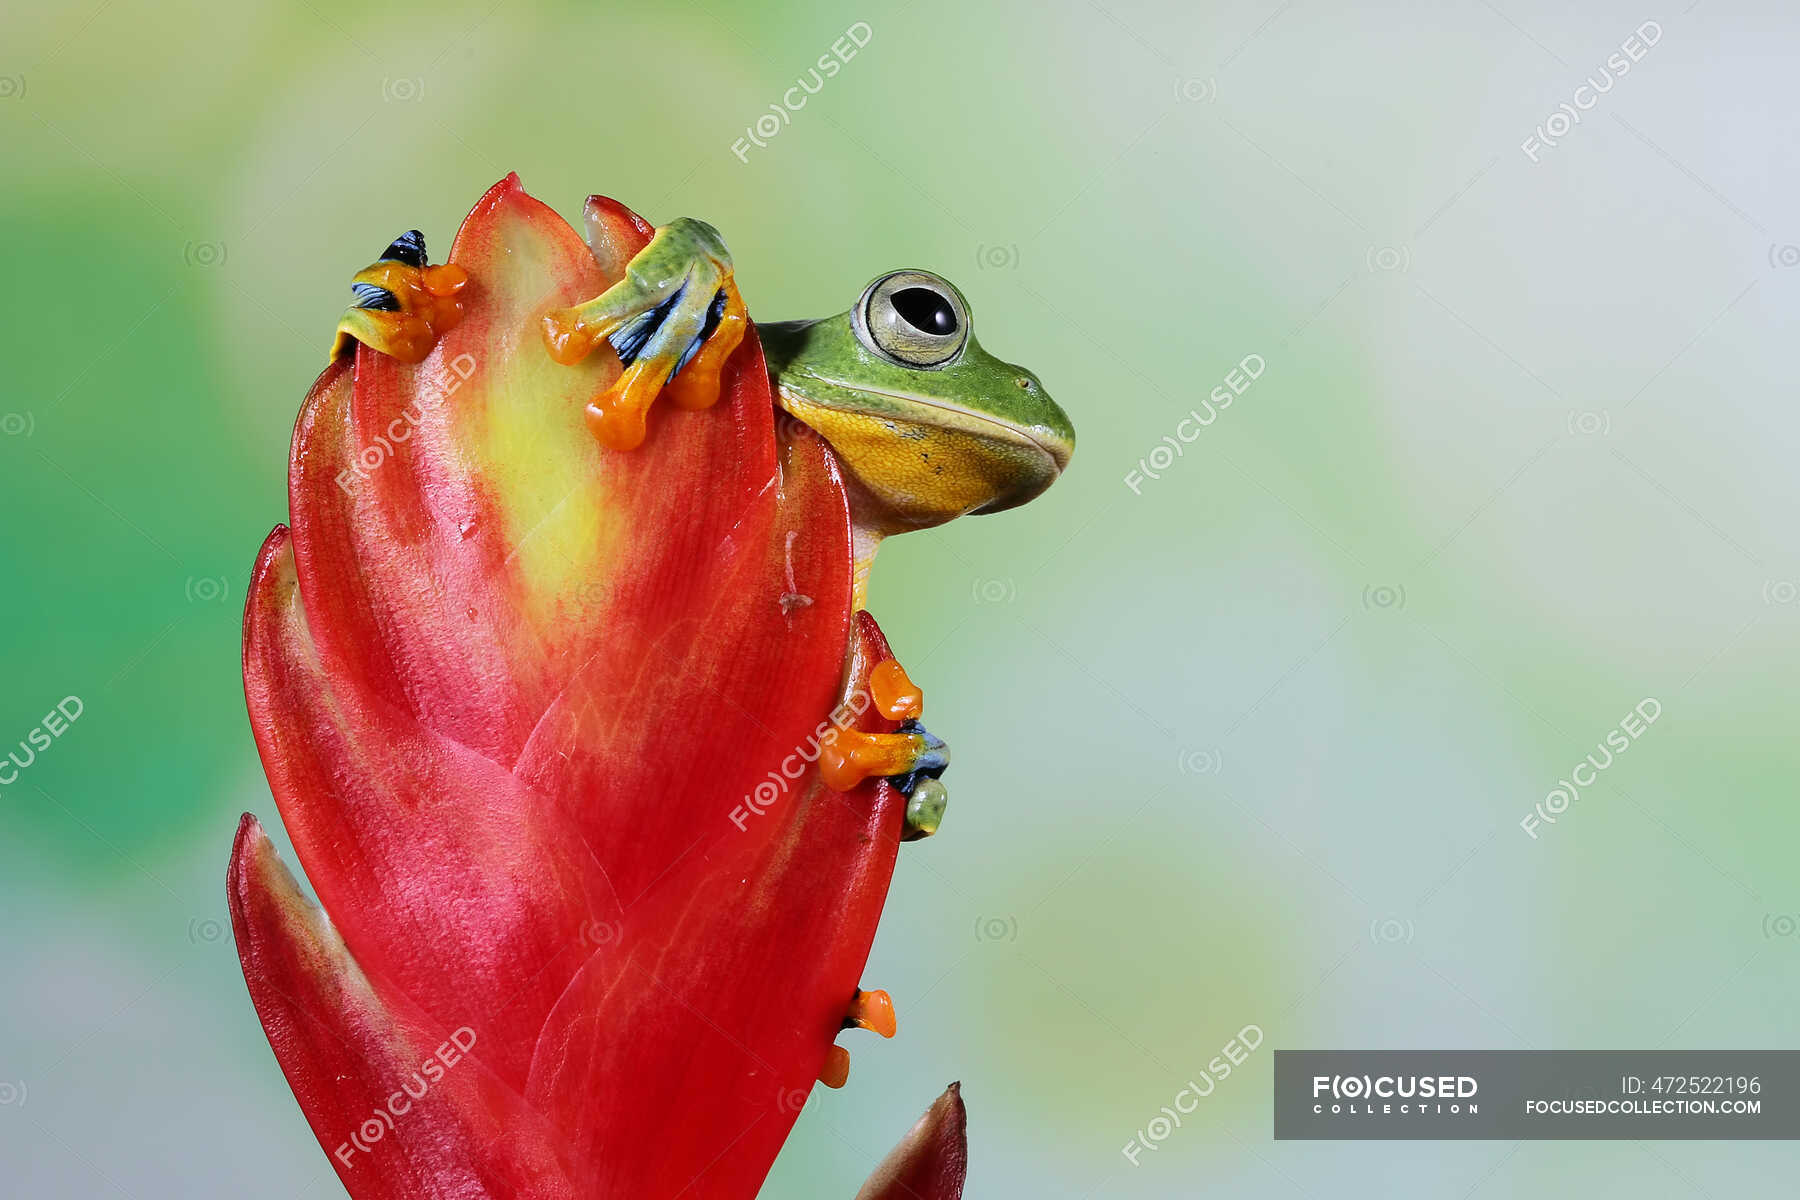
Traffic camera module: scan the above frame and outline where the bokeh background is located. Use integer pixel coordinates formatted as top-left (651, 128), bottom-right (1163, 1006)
top-left (4, 0), bottom-right (1799, 1194)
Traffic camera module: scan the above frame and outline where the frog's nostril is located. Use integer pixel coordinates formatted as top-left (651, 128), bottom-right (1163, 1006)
top-left (1015, 377), bottom-right (1032, 390)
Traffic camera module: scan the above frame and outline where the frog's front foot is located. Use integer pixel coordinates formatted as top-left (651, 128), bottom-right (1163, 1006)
top-left (820, 658), bottom-right (952, 839)
top-left (330, 231), bottom-right (470, 363)
top-left (540, 217), bottom-right (748, 451)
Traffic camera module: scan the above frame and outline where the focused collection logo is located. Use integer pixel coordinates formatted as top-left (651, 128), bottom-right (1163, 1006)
top-left (1278, 1051), bottom-right (1783, 1141)
top-left (1311, 1073), bottom-right (1480, 1116)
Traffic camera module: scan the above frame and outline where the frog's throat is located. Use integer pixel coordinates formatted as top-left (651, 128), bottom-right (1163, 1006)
top-left (851, 525), bottom-right (883, 610)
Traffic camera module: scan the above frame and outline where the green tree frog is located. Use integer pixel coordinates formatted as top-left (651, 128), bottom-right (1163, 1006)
top-left (331, 212), bottom-right (1074, 840)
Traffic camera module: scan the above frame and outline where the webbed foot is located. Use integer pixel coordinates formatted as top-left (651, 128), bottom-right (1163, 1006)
top-left (819, 657), bottom-right (951, 839)
top-left (541, 216), bottom-right (748, 451)
top-left (330, 230), bottom-right (470, 363)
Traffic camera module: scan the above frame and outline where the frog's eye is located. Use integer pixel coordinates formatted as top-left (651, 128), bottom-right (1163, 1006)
top-left (855, 270), bottom-right (969, 368)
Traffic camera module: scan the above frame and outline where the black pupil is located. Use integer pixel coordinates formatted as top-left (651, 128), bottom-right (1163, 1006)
top-left (891, 287), bottom-right (957, 336)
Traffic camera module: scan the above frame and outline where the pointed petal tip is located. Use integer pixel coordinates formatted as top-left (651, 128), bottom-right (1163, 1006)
top-left (582, 193), bottom-right (652, 230)
top-left (580, 195), bottom-right (656, 279)
top-left (854, 1083), bottom-right (969, 1200)
top-left (462, 171), bottom-right (530, 230)
top-left (227, 811), bottom-right (297, 933)
top-left (931, 1081), bottom-right (966, 1126)
top-left (243, 526), bottom-right (291, 645)
top-left (227, 812), bottom-right (269, 885)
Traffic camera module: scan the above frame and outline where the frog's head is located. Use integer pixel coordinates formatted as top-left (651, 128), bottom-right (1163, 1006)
top-left (759, 270), bottom-right (1074, 533)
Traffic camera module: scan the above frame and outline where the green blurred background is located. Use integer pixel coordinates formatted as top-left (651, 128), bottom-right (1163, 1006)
top-left (4, 0), bottom-right (1798, 1194)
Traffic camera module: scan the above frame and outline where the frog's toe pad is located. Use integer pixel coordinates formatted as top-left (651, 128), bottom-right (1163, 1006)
top-left (818, 1044), bottom-right (852, 1089)
top-left (843, 988), bottom-right (897, 1038)
top-left (901, 776), bottom-right (949, 840)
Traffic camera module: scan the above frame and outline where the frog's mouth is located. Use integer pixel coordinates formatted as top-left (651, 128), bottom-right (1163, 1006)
top-left (778, 371), bottom-right (1071, 464)
top-left (851, 385), bottom-right (1069, 468)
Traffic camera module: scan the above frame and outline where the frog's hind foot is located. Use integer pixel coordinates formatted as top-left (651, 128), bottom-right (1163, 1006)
top-left (540, 217), bottom-right (748, 452)
top-left (330, 230), bottom-right (470, 363)
top-left (819, 655), bottom-right (952, 839)
top-left (820, 988), bottom-right (899, 1089)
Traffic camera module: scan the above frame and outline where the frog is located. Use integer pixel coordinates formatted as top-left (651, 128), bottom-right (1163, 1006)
top-left (330, 211), bottom-right (1074, 846)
